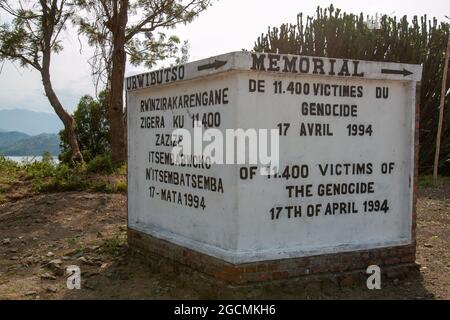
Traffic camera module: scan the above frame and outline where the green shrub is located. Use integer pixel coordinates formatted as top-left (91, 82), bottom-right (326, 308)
top-left (0, 156), bottom-right (18, 185)
top-left (36, 164), bottom-right (87, 192)
top-left (25, 159), bottom-right (57, 180)
top-left (1, 154), bottom-right (126, 195)
top-left (116, 181), bottom-right (127, 193)
top-left (99, 236), bottom-right (126, 257)
top-left (116, 163), bottom-right (127, 175)
top-left (419, 175), bottom-right (450, 188)
top-left (0, 155), bottom-right (17, 168)
top-left (90, 181), bottom-right (114, 193)
top-left (86, 154), bottom-right (114, 174)
top-left (0, 156), bottom-right (18, 179)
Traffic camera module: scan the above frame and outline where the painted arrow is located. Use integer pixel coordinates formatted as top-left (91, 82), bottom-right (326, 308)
top-left (381, 68), bottom-right (413, 76)
top-left (197, 60), bottom-right (227, 71)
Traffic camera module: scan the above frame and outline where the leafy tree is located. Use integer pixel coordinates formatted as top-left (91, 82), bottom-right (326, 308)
top-left (75, 0), bottom-right (213, 164)
top-left (0, 0), bottom-right (84, 163)
top-left (59, 91), bottom-right (110, 163)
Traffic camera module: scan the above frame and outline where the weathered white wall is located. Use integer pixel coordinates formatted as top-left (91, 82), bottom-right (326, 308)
top-left (128, 74), bottom-right (240, 256)
top-left (127, 52), bottom-right (420, 264)
top-left (234, 73), bottom-right (414, 262)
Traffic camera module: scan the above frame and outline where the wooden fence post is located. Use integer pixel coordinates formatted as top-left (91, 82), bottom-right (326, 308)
top-left (433, 38), bottom-right (450, 185)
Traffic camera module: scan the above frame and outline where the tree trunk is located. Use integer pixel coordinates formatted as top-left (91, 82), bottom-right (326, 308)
top-left (40, 69), bottom-right (83, 163)
top-left (109, 0), bottom-right (128, 165)
top-left (39, 0), bottom-right (83, 164)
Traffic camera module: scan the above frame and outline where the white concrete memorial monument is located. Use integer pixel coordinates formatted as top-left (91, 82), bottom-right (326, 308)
top-left (126, 52), bottom-right (421, 280)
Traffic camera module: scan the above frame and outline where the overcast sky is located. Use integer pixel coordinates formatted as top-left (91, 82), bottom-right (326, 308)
top-left (0, 0), bottom-right (448, 114)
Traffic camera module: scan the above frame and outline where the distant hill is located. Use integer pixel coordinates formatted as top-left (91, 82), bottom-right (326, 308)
top-left (0, 131), bottom-right (30, 148)
top-left (0, 109), bottom-right (63, 135)
top-left (0, 133), bottom-right (60, 156)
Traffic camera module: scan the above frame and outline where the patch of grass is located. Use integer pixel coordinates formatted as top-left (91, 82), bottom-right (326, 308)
top-left (0, 156), bottom-right (19, 184)
top-left (0, 156), bottom-right (20, 201)
top-left (115, 181), bottom-right (127, 193)
top-left (0, 154), bottom-right (127, 199)
top-left (0, 182), bottom-right (12, 194)
top-left (67, 237), bottom-right (77, 246)
top-left (116, 163), bottom-right (127, 175)
top-left (419, 175), bottom-right (450, 188)
top-left (99, 236), bottom-right (126, 257)
top-left (0, 155), bottom-right (19, 170)
top-left (72, 244), bottom-right (86, 256)
top-left (90, 181), bottom-right (114, 193)
top-left (34, 164), bottom-right (88, 192)
top-left (24, 158), bottom-right (57, 180)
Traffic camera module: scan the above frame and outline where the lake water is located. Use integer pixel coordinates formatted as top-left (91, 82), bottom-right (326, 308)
top-left (5, 156), bottom-right (60, 164)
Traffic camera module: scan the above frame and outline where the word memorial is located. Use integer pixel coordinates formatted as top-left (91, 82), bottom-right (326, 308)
top-left (127, 51), bottom-right (422, 284)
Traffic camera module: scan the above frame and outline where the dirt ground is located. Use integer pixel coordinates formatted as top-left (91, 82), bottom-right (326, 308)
top-left (0, 186), bottom-right (448, 300)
